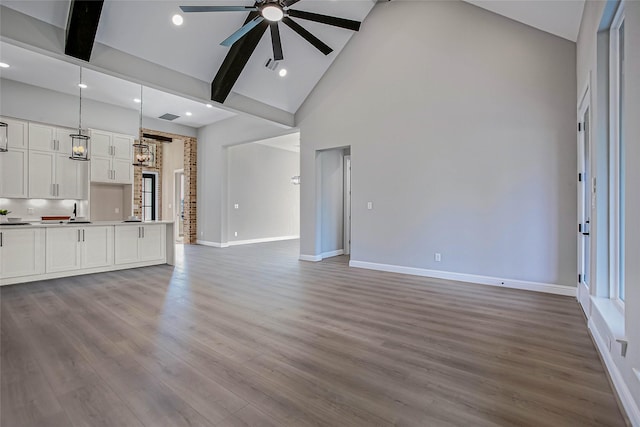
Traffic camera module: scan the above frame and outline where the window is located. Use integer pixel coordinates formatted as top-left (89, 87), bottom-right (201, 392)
top-left (142, 172), bottom-right (157, 221)
top-left (610, 4), bottom-right (625, 304)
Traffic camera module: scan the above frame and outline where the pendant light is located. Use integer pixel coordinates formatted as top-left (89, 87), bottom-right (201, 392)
top-left (133, 85), bottom-right (151, 167)
top-left (0, 121), bottom-right (7, 152)
top-left (69, 66), bottom-right (90, 161)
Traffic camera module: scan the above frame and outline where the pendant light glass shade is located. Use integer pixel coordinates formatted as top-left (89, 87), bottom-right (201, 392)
top-left (0, 122), bottom-right (8, 152)
top-left (133, 85), bottom-right (151, 167)
top-left (70, 67), bottom-right (89, 161)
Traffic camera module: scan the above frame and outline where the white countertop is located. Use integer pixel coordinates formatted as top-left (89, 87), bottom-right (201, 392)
top-left (0, 220), bottom-right (174, 229)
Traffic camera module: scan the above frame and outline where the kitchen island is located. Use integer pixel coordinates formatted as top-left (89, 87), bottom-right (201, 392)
top-left (0, 220), bottom-right (174, 286)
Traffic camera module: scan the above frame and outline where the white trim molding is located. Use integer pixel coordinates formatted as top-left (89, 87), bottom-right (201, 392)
top-left (299, 254), bottom-right (322, 262)
top-left (348, 260), bottom-right (576, 297)
top-left (196, 240), bottom-right (229, 248)
top-left (299, 249), bottom-right (344, 262)
top-left (589, 318), bottom-right (640, 426)
top-left (228, 235), bottom-right (299, 246)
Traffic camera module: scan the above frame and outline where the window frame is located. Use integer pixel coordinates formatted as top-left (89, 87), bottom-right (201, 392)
top-left (608, 2), bottom-right (625, 309)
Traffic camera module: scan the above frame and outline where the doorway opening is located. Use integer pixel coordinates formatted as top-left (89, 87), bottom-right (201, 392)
top-left (317, 146), bottom-right (351, 260)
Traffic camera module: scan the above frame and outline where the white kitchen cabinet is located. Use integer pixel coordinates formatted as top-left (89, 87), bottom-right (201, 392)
top-left (114, 224), bottom-right (165, 265)
top-left (82, 226), bottom-right (114, 269)
top-left (29, 152), bottom-right (87, 199)
top-left (28, 151), bottom-right (56, 198)
top-left (0, 117), bottom-right (28, 149)
top-left (0, 148), bottom-right (28, 198)
top-left (113, 134), bottom-right (133, 161)
top-left (114, 226), bottom-right (140, 264)
top-left (0, 228), bottom-right (45, 279)
top-left (90, 130), bottom-right (133, 184)
top-left (28, 123), bottom-right (75, 154)
top-left (46, 226), bottom-right (113, 273)
top-left (139, 224), bottom-right (165, 261)
top-left (46, 227), bottom-right (82, 273)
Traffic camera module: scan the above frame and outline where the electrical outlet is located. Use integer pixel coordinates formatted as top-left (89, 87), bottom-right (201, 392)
top-left (200, 231), bottom-right (204, 237)
top-left (115, 207), bottom-right (120, 214)
top-left (234, 204), bottom-right (239, 209)
top-left (434, 253), bottom-right (441, 262)
top-left (367, 202), bottom-right (373, 210)
top-left (234, 231), bottom-right (238, 237)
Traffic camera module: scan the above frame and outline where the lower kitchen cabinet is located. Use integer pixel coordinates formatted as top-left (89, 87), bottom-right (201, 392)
top-left (114, 224), bottom-right (166, 265)
top-left (46, 226), bottom-right (113, 273)
top-left (0, 228), bottom-right (45, 279)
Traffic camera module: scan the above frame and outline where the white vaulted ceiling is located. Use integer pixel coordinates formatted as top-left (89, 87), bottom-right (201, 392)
top-left (1, 0), bottom-right (585, 117)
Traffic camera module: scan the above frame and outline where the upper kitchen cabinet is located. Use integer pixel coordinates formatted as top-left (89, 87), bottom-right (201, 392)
top-left (0, 117), bottom-right (28, 150)
top-left (0, 149), bottom-right (28, 198)
top-left (29, 123), bottom-right (76, 155)
top-left (29, 151), bottom-right (88, 199)
top-left (90, 129), bottom-right (134, 185)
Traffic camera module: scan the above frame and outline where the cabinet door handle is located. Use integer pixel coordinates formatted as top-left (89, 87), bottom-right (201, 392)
top-left (77, 229), bottom-right (80, 242)
top-left (113, 170), bottom-right (116, 181)
top-left (142, 227), bottom-right (145, 238)
top-left (1, 232), bottom-right (3, 247)
top-left (138, 226), bottom-right (141, 238)
top-left (82, 229), bottom-right (85, 242)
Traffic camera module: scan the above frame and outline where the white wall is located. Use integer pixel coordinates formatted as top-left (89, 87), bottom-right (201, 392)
top-left (196, 115), bottom-right (294, 245)
top-left (577, 0), bottom-right (640, 422)
top-left (0, 78), bottom-right (197, 137)
top-left (227, 143), bottom-right (299, 242)
top-left (296, 0), bottom-right (577, 287)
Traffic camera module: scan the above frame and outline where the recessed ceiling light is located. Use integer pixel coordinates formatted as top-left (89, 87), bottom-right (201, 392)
top-left (279, 68), bottom-right (287, 77)
top-left (0, 62), bottom-right (9, 68)
top-left (206, 103), bottom-right (213, 108)
top-left (78, 83), bottom-right (88, 89)
top-left (186, 112), bottom-right (192, 116)
top-left (172, 14), bottom-right (184, 26)
top-left (133, 98), bottom-right (141, 103)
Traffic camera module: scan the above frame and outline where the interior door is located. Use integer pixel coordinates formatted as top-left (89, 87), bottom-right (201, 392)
top-left (577, 99), bottom-right (592, 314)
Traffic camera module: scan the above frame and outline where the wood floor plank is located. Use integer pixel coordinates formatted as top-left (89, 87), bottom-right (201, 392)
top-left (1, 240), bottom-right (627, 427)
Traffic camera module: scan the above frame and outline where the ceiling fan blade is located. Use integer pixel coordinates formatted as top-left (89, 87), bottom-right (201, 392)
top-left (221, 16), bottom-right (265, 47)
top-left (270, 23), bottom-right (284, 61)
top-left (282, 17), bottom-right (332, 55)
top-left (287, 9), bottom-right (361, 31)
top-left (282, 0), bottom-right (302, 7)
top-left (180, 6), bottom-right (257, 13)
top-left (212, 12), bottom-right (269, 103)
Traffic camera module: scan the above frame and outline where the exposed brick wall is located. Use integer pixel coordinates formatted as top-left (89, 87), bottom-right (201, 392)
top-left (134, 128), bottom-right (197, 244)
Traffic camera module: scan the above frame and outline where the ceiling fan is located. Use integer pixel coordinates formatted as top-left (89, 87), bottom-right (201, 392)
top-left (180, 0), bottom-right (362, 103)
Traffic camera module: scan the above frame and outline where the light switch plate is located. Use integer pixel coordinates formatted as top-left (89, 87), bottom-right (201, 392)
top-left (367, 202), bottom-right (373, 210)
top-left (234, 204), bottom-right (239, 209)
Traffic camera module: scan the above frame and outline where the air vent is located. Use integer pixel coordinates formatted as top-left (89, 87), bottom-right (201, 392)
top-left (264, 58), bottom-right (280, 71)
top-left (158, 113), bottom-right (180, 121)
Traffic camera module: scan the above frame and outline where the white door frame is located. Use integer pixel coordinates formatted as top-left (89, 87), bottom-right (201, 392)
top-left (343, 155), bottom-right (351, 255)
top-left (577, 82), bottom-right (592, 315)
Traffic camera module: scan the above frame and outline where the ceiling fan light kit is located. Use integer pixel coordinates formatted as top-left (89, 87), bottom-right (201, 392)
top-left (179, 0), bottom-right (362, 103)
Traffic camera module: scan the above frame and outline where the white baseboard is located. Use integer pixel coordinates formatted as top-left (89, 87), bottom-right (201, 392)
top-left (196, 240), bottom-right (229, 248)
top-left (321, 249), bottom-right (344, 259)
top-left (348, 260), bottom-right (576, 297)
top-left (589, 318), bottom-right (640, 426)
top-left (299, 254), bottom-right (322, 262)
top-left (299, 249), bottom-right (344, 262)
top-left (228, 235), bottom-right (299, 246)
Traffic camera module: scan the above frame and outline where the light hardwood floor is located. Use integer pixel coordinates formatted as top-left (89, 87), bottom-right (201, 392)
top-left (1, 240), bottom-right (626, 426)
